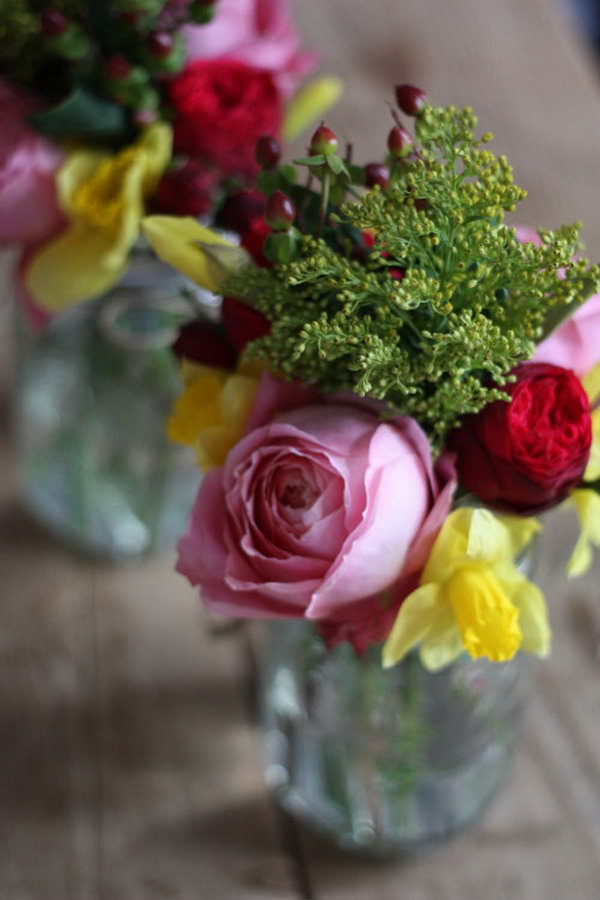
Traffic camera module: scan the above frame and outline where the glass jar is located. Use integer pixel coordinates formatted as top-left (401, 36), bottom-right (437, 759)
top-left (260, 619), bottom-right (529, 857)
top-left (14, 251), bottom-right (202, 560)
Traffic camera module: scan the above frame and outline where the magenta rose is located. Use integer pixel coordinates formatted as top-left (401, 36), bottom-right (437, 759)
top-left (184, 0), bottom-right (317, 98)
top-left (0, 78), bottom-right (64, 247)
top-left (177, 377), bottom-right (456, 651)
top-left (516, 226), bottom-right (600, 377)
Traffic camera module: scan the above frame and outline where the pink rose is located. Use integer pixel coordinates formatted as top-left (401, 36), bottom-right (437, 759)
top-left (516, 226), bottom-right (600, 377)
top-left (0, 78), bottom-right (64, 247)
top-left (184, 0), bottom-right (317, 98)
top-left (177, 376), bottom-right (456, 651)
top-left (533, 293), bottom-right (600, 377)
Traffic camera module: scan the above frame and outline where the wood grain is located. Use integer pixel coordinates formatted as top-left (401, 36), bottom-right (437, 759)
top-left (1, 0), bottom-right (600, 896)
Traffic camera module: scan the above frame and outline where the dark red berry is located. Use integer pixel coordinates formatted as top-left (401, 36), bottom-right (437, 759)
top-left (414, 197), bottom-right (429, 211)
top-left (104, 54), bottom-right (132, 81)
top-left (394, 84), bottom-right (428, 116)
top-left (40, 7), bottom-right (68, 37)
top-left (387, 125), bottom-right (413, 158)
top-left (255, 135), bottom-right (281, 169)
top-left (364, 162), bottom-right (390, 190)
top-left (264, 190), bottom-right (296, 231)
top-left (147, 30), bottom-right (174, 58)
top-left (118, 10), bottom-right (141, 24)
top-left (310, 124), bottom-right (339, 157)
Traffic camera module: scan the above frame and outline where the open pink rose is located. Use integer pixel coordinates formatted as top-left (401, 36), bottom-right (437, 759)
top-left (517, 226), bottom-right (600, 377)
top-left (177, 376), bottom-right (456, 651)
top-left (184, 0), bottom-right (317, 98)
top-left (0, 78), bottom-right (64, 247)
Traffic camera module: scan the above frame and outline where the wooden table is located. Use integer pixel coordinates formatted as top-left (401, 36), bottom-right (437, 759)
top-left (1, 0), bottom-right (599, 897)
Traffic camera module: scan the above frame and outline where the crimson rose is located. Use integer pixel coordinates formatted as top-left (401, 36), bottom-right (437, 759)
top-left (169, 59), bottom-right (282, 177)
top-left (450, 362), bottom-right (592, 514)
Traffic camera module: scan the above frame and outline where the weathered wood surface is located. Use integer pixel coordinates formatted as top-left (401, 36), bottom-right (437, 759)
top-left (0, 0), bottom-right (599, 897)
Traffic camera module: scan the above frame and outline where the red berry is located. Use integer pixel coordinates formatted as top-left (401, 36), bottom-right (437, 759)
top-left (394, 84), bottom-right (428, 116)
top-left (147, 30), bottom-right (174, 58)
top-left (104, 54), bottom-right (132, 81)
top-left (364, 163), bottom-right (390, 190)
top-left (40, 7), bottom-right (68, 37)
top-left (387, 125), bottom-right (413, 158)
top-left (118, 10), bottom-right (141, 24)
top-left (255, 134), bottom-right (281, 169)
top-left (264, 190), bottom-right (296, 231)
top-left (310, 124), bottom-right (339, 157)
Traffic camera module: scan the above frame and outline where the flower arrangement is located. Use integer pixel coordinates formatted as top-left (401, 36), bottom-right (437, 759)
top-left (0, 0), bottom-right (340, 317)
top-left (143, 85), bottom-right (600, 672)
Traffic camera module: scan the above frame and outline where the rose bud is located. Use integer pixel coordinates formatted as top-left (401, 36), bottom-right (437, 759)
top-left (222, 297), bottom-right (271, 352)
top-left (172, 320), bottom-right (238, 370)
top-left (394, 84), bottom-right (428, 116)
top-left (255, 134), bottom-right (281, 169)
top-left (264, 190), bottom-right (295, 231)
top-left (364, 162), bottom-right (390, 190)
top-left (387, 125), bottom-right (413, 158)
top-left (450, 362), bottom-right (593, 515)
top-left (310, 124), bottom-right (339, 157)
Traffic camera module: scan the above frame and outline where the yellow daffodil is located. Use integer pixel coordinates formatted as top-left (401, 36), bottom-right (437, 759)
top-left (383, 507), bottom-right (549, 672)
top-left (26, 123), bottom-right (172, 312)
top-left (566, 489), bottom-right (600, 577)
top-left (142, 216), bottom-right (251, 293)
top-left (282, 76), bottom-right (344, 142)
top-left (167, 360), bottom-right (264, 471)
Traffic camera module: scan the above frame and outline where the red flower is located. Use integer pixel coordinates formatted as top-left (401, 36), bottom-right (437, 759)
top-left (172, 320), bottom-right (238, 370)
top-left (151, 159), bottom-right (218, 217)
top-left (450, 362), bottom-right (592, 514)
top-left (169, 59), bottom-right (282, 176)
top-left (222, 297), bottom-right (271, 352)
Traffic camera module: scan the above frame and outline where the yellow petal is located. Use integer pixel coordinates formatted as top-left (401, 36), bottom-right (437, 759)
top-left (136, 121), bottom-right (173, 193)
top-left (142, 216), bottom-right (251, 291)
top-left (582, 363), bottom-right (600, 407)
top-left (57, 147), bottom-right (111, 214)
top-left (195, 424), bottom-right (243, 471)
top-left (498, 514), bottom-right (542, 557)
top-left (382, 583), bottom-right (445, 668)
top-left (465, 507), bottom-right (514, 563)
top-left (282, 76), bottom-right (344, 142)
top-left (25, 223), bottom-right (128, 312)
top-left (510, 579), bottom-right (551, 657)
top-left (447, 566), bottom-right (522, 663)
top-left (418, 612), bottom-right (465, 671)
top-left (167, 372), bottom-right (227, 447)
top-left (566, 489), bottom-right (600, 577)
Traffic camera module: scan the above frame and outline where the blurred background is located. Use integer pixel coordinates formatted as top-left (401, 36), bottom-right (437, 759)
top-left (0, 0), bottom-right (599, 897)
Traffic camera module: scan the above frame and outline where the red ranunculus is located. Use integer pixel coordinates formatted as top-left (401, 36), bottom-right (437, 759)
top-left (151, 159), bottom-right (218, 218)
top-left (169, 59), bottom-right (282, 177)
top-left (172, 320), bottom-right (238, 370)
top-left (450, 362), bottom-right (592, 514)
top-left (222, 296), bottom-right (271, 352)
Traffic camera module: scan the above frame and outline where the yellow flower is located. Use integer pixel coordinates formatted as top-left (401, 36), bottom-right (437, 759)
top-left (383, 508), bottom-right (549, 671)
top-left (26, 123), bottom-right (172, 312)
top-left (282, 76), bottom-right (344, 142)
top-left (167, 361), bottom-right (263, 471)
top-left (566, 489), bottom-right (600, 577)
top-left (142, 215), bottom-right (251, 292)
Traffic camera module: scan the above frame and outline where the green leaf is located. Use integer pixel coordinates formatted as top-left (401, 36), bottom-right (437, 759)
top-left (293, 155), bottom-right (326, 167)
top-left (327, 155), bottom-right (349, 176)
top-left (28, 86), bottom-right (132, 145)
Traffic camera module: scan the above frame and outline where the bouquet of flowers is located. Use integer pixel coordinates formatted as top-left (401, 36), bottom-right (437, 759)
top-left (0, 0), bottom-right (340, 318)
top-left (143, 84), bottom-right (600, 672)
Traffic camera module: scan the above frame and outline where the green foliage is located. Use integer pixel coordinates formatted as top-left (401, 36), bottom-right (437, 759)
top-left (225, 104), bottom-right (600, 448)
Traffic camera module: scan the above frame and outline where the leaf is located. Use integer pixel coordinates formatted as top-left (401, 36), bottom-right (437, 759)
top-left (293, 155), bottom-right (326, 167)
top-left (327, 155), bottom-right (349, 176)
top-left (28, 86), bottom-right (132, 145)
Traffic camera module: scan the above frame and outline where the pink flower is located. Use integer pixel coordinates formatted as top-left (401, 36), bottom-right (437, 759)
top-left (184, 0), bottom-right (317, 98)
top-left (0, 78), bottom-right (64, 247)
top-left (177, 376), bottom-right (456, 651)
top-left (533, 294), bottom-right (600, 378)
top-left (517, 226), bottom-right (600, 377)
